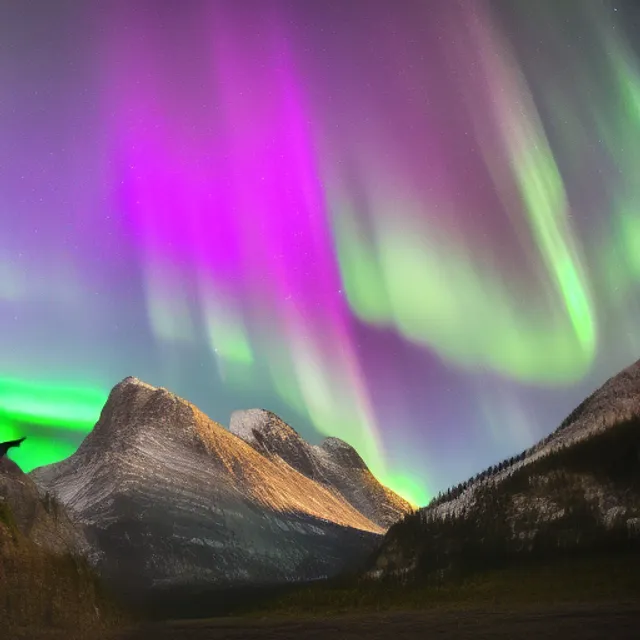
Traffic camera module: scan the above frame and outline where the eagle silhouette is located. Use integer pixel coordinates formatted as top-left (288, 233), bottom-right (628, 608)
top-left (0, 437), bottom-right (26, 459)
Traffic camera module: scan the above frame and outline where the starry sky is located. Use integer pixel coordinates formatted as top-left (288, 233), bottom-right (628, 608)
top-left (1, 0), bottom-right (640, 506)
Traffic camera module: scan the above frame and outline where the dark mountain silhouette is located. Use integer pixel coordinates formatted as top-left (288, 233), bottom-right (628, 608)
top-left (368, 359), bottom-right (640, 583)
top-left (0, 437), bottom-right (26, 459)
top-left (30, 377), bottom-right (410, 599)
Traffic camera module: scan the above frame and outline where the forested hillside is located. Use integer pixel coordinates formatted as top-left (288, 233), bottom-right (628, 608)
top-left (371, 416), bottom-right (640, 582)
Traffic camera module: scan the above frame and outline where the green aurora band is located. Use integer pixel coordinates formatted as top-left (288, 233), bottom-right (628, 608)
top-left (0, 378), bottom-right (107, 472)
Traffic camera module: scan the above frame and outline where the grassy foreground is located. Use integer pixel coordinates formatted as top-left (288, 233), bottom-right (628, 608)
top-left (7, 552), bottom-right (639, 639)
top-left (238, 552), bottom-right (640, 618)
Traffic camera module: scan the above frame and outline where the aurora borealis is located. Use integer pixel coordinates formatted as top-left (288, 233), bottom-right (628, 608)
top-left (2, 0), bottom-right (640, 506)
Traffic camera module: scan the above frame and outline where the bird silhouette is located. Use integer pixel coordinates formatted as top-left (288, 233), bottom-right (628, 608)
top-left (0, 437), bottom-right (26, 459)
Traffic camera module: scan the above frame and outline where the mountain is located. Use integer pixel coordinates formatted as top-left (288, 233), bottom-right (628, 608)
top-left (0, 456), bottom-right (119, 630)
top-left (1, 455), bottom-right (89, 557)
top-left (30, 377), bottom-right (407, 596)
top-left (230, 408), bottom-right (412, 528)
top-left (369, 360), bottom-right (640, 581)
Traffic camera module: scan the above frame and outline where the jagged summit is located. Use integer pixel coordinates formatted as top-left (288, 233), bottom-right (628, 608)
top-left (321, 436), bottom-right (352, 449)
top-left (230, 410), bottom-right (369, 474)
top-left (230, 408), bottom-right (317, 478)
top-left (119, 375), bottom-right (154, 388)
top-left (109, 376), bottom-right (176, 403)
top-left (230, 408), bottom-right (412, 527)
top-left (318, 436), bottom-right (368, 470)
top-left (59, 375), bottom-right (202, 463)
top-left (229, 408), bottom-right (309, 452)
top-left (230, 408), bottom-right (293, 436)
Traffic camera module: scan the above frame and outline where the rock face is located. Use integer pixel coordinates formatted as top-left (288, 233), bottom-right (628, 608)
top-left (369, 360), bottom-right (640, 581)
top-left (31, 377), bottom-right (401, 593)
top-left (230, 409), bottom-right (413, 528)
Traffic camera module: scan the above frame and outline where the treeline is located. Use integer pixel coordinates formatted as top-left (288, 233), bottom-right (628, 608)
top-left (376, 415), bottom-right (640, 584)
top-left (426, 450), bottom-right (527, 508)
top-left (426, 402), bottom-right (637, 509)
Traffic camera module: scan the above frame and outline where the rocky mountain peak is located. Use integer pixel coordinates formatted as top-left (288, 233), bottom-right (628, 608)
top-left (229, 409), bottom-right (316, 477)
top-left (75, 376), bottom-right (202, 457)
top-left (230, 408), bottom-right (303, 443)
top-left (318, 437), bottom-right (368, 470)
top-left (119, 376), bottom-right (155, 388)
top-left (230, 409), bottom-right (412, 528)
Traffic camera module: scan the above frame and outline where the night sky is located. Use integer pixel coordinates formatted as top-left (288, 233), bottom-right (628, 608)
top-left (2, 0), bottom-right (640, 505)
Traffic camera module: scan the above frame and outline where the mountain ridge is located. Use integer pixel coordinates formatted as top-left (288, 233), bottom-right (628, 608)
top-left (30, 376), bottom-right (411, 593)
top-left (229, 408), bottom-right (413, 527)
top-left (368, 358), bottom-right (640, 581)
top-left (420, 359), bottom-right (640, 521)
